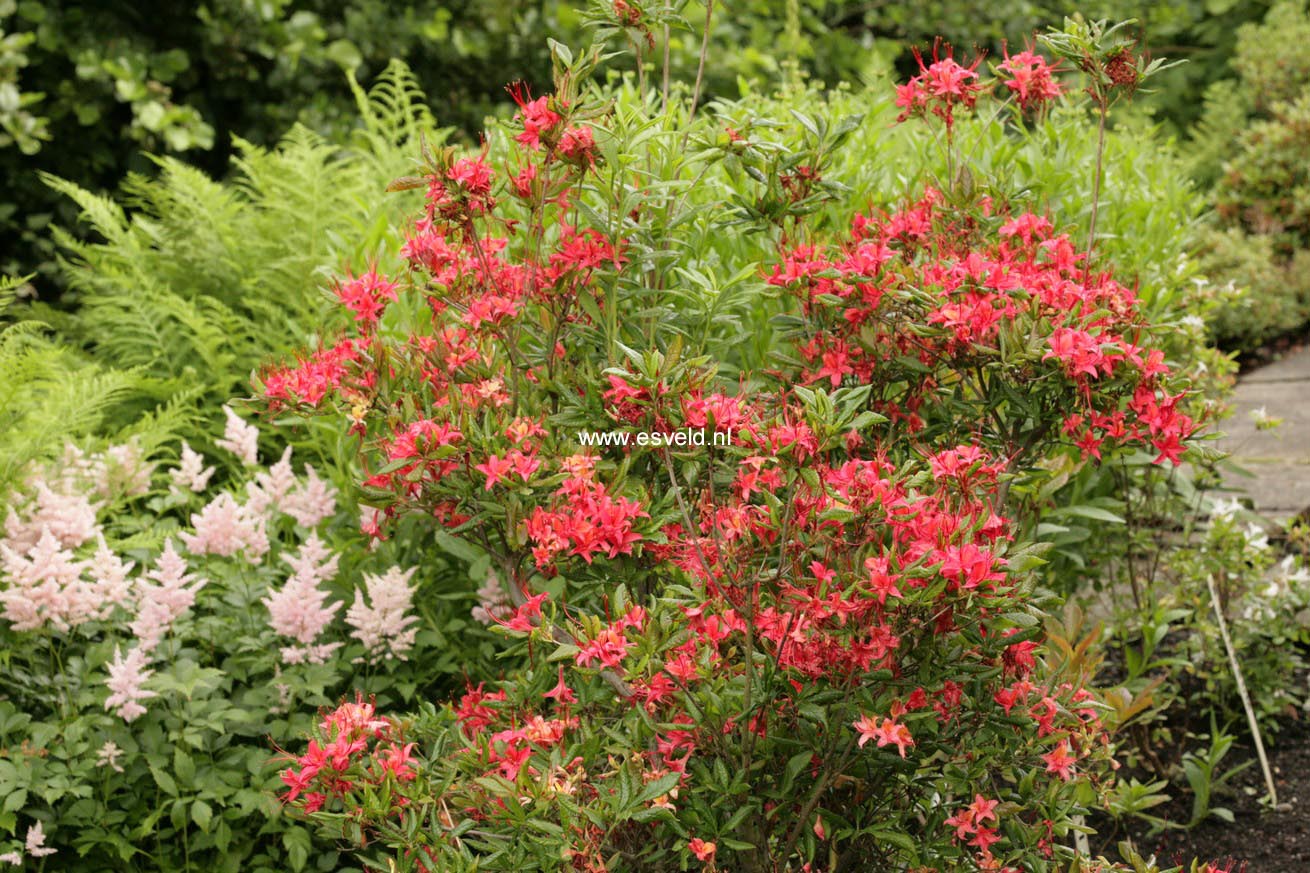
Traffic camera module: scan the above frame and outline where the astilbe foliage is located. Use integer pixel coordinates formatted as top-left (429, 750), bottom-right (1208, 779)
top-left (261, 45), bottom-right (1197, 873)
top-left (0, 412), bottom-right (439, 868)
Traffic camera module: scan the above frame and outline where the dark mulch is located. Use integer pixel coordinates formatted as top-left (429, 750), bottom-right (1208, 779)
top-left (1089, 713), bottom-right (1310, 871)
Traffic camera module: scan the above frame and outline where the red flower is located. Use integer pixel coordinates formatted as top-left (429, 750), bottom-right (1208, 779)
top-left (377, 742), bottom-right (418, 782)
top-left (498, 591), bottom-right (549, 633)
top-left (335, 267), bottom-right (399, 328)
top-left (575, 623), bottom-right (631, 670)
top-left (543, 665), bottom-right (577, 704)
top-left (863, 556), bottom-right (903, 604)
top-left (895, 43), bottom-right (986, 129)
top-left (688, 838), bottom-right (717, 862)
top-left (559, 125), bottom-right (598, 165)
top-left (853, 714), bottom-right (915, 757)
top-left (1042, 740), bottom-right (1076, 780)
top-left (998, 48), bottom-right (1063, 112)
top-left (280, 765), bottom-right (314, 803)
top-left (507, 83), bottom-right (562, 151)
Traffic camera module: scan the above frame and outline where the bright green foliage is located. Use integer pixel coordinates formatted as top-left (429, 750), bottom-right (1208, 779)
top-left (0, 0), bottom-right (1285, 281)
top-left (0, 0), bottom-right (48, 154)
top-left (1230, 0), bottom-right (1310, 111)
top-left (1182, 1), bottom-right (1310, 352)
top-left (1188, 0), bottom-right (1310, 186)
top-left (0, 1), bottom-right (572, 277)
top-left (1187, 79), bottom-right (1251, 189)
top-left (40, 60), bottom-right (435, 392)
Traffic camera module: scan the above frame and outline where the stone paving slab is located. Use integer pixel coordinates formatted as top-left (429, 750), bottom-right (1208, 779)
top-left (1219, 348), bottom-right (1310, 521)
top-left (1216, 383), bottom-right (1310, 453)
top-left (1221, 460), bottom-right (1310, 518)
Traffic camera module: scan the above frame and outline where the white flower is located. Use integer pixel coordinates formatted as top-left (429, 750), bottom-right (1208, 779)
top-left (1209, 497), bottom-right (1243, 522)
top-left (1250, 406), bottom-right (1283, 431)
top-left (97, 740), bottom-right (125, 773)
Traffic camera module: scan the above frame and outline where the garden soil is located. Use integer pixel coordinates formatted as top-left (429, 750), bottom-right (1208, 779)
top-left (1095, 712), bottom-right (1310, 871)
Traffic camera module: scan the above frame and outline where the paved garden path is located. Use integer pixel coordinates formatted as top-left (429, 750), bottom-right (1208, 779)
top-left (1216, 347), bottom-right (1310, 521)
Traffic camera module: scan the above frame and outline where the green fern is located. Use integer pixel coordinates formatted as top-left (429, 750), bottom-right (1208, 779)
top-left (0, 274), bottom-right (151, 493)
top-left (348, 57), bottom-right (439, 153)
top-left (2, 62), bottom-right (447, 489)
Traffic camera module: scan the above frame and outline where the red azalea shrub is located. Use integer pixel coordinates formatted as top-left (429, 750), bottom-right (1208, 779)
top-left (259, 44), bottom-right (1198, 872)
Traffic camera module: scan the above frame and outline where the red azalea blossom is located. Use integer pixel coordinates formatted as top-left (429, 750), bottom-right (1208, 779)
top-left (998, 47), bottom-right (1064, 112)
top-left (896, 43), bottom-right (987, 130)
top-left (688, 838), bottom-right (717, 862)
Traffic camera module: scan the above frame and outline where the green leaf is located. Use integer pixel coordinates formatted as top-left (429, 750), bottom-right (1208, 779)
top-left (174, 748), bottom-right (196, 788)
top-left (151, 765), bottom-right (179, 797)
top-left (635, 771), bottom-right (680, 806)
top-left (2, 789), bottom-right (26, 813)
top-left (871, 829), bottom-right (916, 852)
top-left (191, 799), bottom-right (213, 832)
top-left (1054, 505), bottom-right (1125, 524)
top-left (283, 827), bottom-right (312, 872)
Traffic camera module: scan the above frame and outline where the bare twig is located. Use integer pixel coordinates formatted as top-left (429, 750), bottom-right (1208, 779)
top-left (1205, 571), bottom-right (1278, 807)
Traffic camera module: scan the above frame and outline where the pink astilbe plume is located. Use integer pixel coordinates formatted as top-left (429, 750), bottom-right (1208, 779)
top-left (99, 440), bottom-right (154, 498)
top-left (282, 464), bottom-right (337, 528)
top-left (103, 645), bottom-right (157, 722)
top-left (0, 819), bottom-right (58, 864)
top-left (168, 441), bottom-right (216, 495)
top-left (85, 535), bottom-right (135, 618)
top-left (24, 821), bottom-right (55, 859)
top-left (346, 566), bottom-right (419, 663)
top-left (179, 492), bottom-right (269, 563)
top-left (216, 405), bottom-right (260, 466)
top-left (471, 571), bottom-right (512, 625)
top-left (3, 480), bottom-right (101, 553)
top-left (0, 529), bottom-right (91, 631)
top-left (245, 446), bottom-right (298, 517)
top-left (129, 539), bottom-right (205, 651)
top-left (264, 533), bottom-right (343, 665)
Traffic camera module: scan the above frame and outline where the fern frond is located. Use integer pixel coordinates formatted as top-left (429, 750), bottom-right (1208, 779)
top-left (39, 173), bottom-right (130, 245)
top-left (350, 58), bottom-right (437, 150)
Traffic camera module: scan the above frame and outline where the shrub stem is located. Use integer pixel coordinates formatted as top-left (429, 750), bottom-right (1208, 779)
top-left (1086, 101), bottom-right (1108, 272)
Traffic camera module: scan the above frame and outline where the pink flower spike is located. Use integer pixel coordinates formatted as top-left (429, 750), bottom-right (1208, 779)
top-left (103, 645), bottom-right (157, 722)
top-left (346, 566), bottom-right (419, 663)
top-left (216, 405), bottom-right (260, 466)
top-left (25, 821), bottom-right (56, 858)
